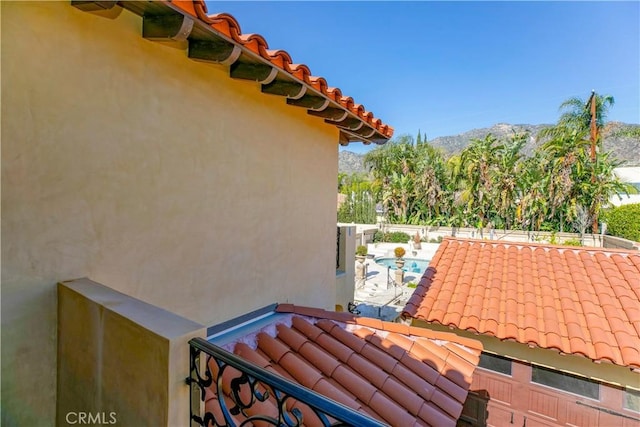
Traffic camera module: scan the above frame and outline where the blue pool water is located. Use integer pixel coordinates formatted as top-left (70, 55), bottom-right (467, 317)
top-left (375, 257), bottom-right (431, 275)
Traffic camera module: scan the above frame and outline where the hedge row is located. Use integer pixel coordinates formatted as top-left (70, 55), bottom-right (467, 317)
top-left (373, 231), bottom-right (411, 243)
top-left (603, 203), bottom-right (640, 242)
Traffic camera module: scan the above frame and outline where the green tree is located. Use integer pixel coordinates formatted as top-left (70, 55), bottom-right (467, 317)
top-left (364, 135), bottom-right (417, 223)
top-left (518, 153), bottom-right (549, 231)
top-left (359, 98), bottom-right (628, 234)
top-left (537, 92), bottom-right (620, 233)
top-left (602, 203), bottom-right (640, 242)
top-left (575, 150), bottom-right (632, 234)
top-left (492, 134), bottom-right (527, 229)
top-left (559, 92), bottom-right (614, 132)
top-left (337, 174), bottom-right (376, 224)
top-left (457, 135), bottom-right (501, 227)
top-left (414, 143), bottom-right (447, 224)
top-left (538, 128), bottom-right (591, 230)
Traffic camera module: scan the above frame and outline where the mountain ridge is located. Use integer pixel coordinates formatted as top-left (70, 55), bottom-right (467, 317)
top-left (339, 122), bottom-right (640, 174)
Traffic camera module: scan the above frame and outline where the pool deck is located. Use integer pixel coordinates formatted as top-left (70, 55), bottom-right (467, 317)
top-left (353, 242), bottom-right (440, 321)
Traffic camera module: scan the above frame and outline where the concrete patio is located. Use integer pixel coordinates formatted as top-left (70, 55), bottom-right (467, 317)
top-left (353, 242), bottom-right (440, 321)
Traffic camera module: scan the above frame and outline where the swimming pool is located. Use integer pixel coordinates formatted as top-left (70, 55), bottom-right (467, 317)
top-left (375, 257), bottom-right (431, 275)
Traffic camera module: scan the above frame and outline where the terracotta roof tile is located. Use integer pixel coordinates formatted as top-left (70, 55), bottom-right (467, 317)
top-left (209, 305), bottom-right (482, 426)
top-left (312, 378), bottom-right (360, 410)
top-left (391, 361), bottom-right (436, 400)
top-left (368, 391), bottom-right (419, 426)
top-left (359, 342), bottom-right (400, 373)
top-left (431, 386), bottom-right (464, 417)
top-left (166, 0), bottom-right (393, 144)
top-left (418, 402), bottom-right (455, 427)
top-left (403, 238), bottom-right (640, 368)
top-left (298, 342), bottom-right (341, 377)
top-left (257, 332), bottom-right (290, 363)
top-left (333, 364), bottom-right (378, 404)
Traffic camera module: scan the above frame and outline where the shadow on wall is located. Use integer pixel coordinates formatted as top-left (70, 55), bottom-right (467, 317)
top-left (459, 389), bottom-right (490, 427)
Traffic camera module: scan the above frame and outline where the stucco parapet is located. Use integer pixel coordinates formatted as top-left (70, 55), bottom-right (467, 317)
top-left (59, 278), bottom-right (205, 339)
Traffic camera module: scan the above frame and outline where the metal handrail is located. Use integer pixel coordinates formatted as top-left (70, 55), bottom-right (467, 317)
top-left (187, 337), bottom-right (386, 427)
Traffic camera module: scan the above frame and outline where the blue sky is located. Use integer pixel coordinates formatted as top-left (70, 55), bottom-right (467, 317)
top-left (212, 1), bottom-right (640, 153)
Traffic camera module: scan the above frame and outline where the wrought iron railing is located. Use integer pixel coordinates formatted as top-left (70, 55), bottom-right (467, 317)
top-left (187, 337), bottom-right (386, 427)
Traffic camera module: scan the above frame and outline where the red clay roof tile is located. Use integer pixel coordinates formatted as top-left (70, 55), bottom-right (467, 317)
top-left (279, 351), bottom-right (324, 389)
top-left (368, 391), bottom-right (418, 426)
top-left (403, 238), bottom-right (640, 368)
top-left (312, 378), bottom-right (359, 410)
top-left (398, 351), bottom-right (441, 385)
top-left (333, 364), bottom-right (378, 404)
top-left (430, 386), bottom-right (464, 417)
top-left (391, 361), bottom-right (436, 400)
top-left (257, 332), bottom-right (290, 363)
top-left (347, 353), bottom-right (388, 388)
top-left (418, 402), bottom-right (455, 427)
top-left (298, 342), bottom-right (341, 376)
top-left (314, 333), bottom-right (354, 363)
top-left (359, 342), bottom-right (400, 374)
top-left (208, 305), bottom-right (482, 426)
top-left (167, 0), bottom-right (393, 144)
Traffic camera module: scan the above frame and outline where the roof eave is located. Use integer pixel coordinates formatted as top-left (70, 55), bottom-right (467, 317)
top-left (72, 0), bottom-right (393, 146)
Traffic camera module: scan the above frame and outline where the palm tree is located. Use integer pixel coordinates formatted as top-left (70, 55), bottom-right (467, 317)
top-left (518, 154), bottom-right (550, 231)
top-left (558, 92), bottom-right (614, 132)
top-left (576, 150), bottom-right (632, 234)
top-left (458, 135), bottom-right (501, 228)
top-left (492, 134), bottom-right (527, 229)
top-left (539, 92), bottom-right (615, 140)
top-left (414, 143), bottom-right (447, 224)
top-left (539, 127), bottom-right (591, 230)
top-left (538, 92), bottom-right (616, 232)
top-left (364, 136), bottom-right (418, 224)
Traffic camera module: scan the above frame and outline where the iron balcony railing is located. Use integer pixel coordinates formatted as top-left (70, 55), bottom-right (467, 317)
top-left (187, 337), bottom-right (386, 427)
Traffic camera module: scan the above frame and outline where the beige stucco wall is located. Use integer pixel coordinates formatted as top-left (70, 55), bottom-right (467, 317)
top-left (335, 225), bottom-right (356, 311)
top-left (414, 320), bottom-right (640, 390)
top-left (2, 2), bottom-right (339, 425)
top-left (58, 279), bottom-right (205, 426)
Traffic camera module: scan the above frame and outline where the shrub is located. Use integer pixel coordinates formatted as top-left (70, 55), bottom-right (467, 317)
top-left (602, 203), bottom-right (640, 242)
top-left (394, 247), bottom-right (406, 258)
top-left (355, 245), bottom-right (368, 256)
top-left (562, 238), bottom-right (582, 247)
top-left (387, 231), bottom-right (411, 243)
top-left (372, 231), bottom-right (411, 243)
top-left (406, 282), bottom-right (417, 288)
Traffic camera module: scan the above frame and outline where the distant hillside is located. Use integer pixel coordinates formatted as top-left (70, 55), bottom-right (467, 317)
top-left (339, 122), bottom-right (640, 174)
top-left (602, 122), bottom-right (640, 166)
top-left (429, 122), bottom-right (640, 164)
top-left (338, 150), bottom-right (367, 175)
top-left (428, 123), bottom-right (549, 157)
